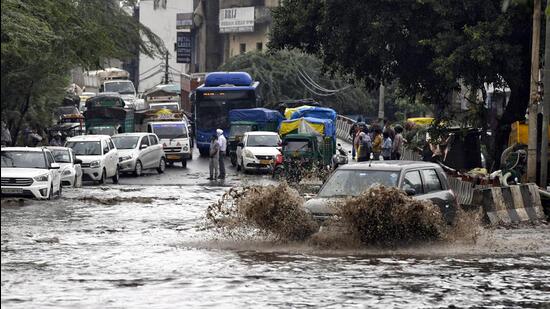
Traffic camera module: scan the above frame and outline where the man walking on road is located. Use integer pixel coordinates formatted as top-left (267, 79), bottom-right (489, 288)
top-left (216, 129), bottom-right (227, 179)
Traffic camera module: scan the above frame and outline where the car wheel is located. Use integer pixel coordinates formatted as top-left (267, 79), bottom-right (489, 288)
top-left (134, 160), bottom-right (143, 177)
top-left (99, 169), bottom-right (107, 185)
top-left (112, 166), bottom-right (120, 184)
top-left (157, 157), bottom-right (166, 174)
top-left (181, 158), bottom-right (187, 168)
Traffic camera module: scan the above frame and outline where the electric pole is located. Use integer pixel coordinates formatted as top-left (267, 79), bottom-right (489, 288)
top-left (541, 1), bottom-right (550, 186)
top-left (164, 51), bottom-right (169, 84)
top-left (527, 0), bottom-right (542, 183)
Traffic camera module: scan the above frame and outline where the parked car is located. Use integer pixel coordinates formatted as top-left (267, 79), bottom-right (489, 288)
top-left (1, 147), bottom-right (62, 199)
top-left (47, 146), bottom-right (83, 187)
top-left (112, 133), bottom-right (166, 176)
top-left (65, 135), bottom-right (119, 185)
top-left (236, 131), bottom-right (281, 173)
top-left (304, 161), bottom-right (458, 224)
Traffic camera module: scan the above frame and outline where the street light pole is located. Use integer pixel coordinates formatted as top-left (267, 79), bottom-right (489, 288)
top-left (541, 1), bottom-right (550, 187)
top-left (527, 0), bottom-right (542, 183)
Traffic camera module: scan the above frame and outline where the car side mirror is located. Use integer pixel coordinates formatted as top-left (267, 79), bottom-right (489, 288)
top-left (50, 163), bottom-right (60, 169)
top-left (404, 188), bottom-right (416, 196)
top-left (103, 147), bottom-right (109, 154)
top-left (337, 143), bottom-right (341, 147)
top-left (140, 144), bottom-right (148, 149)
top-left (237, 142), bottom-right (244, 147)
top-left (74, 159), bottom-right (82, 165)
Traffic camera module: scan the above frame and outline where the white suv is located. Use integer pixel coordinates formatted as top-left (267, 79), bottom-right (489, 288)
top-left (1, 147), bottom-right (62, 199)
top-left (65, 135), bottom-right (119, 184)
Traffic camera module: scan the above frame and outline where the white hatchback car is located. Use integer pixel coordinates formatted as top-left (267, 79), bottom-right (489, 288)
top-left (65, 135), bottom-right (119, 184)
top-left (1, 147), bottom-right (62, 199)
top-left (236, 131), bottom-right (281, 173)
top-left (112, 133), bottom-right (166, 176)
top-left (47, 146), bottom-right (83, 187)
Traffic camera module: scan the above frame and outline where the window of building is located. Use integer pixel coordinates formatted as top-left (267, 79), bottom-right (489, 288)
top-left (239, 43), bottom-right (246, 54)
top-left (256, 42), bottom-right (263, 51)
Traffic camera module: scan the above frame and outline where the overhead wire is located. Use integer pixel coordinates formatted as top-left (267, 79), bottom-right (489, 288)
top-left (139, 63), bottom-right (162, 76)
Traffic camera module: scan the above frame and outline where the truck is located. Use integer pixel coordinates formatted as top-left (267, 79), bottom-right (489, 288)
top-left (134, 109), bottom-right (193, 168)
top-left (180, 73), bottom-right (206, 114)
top-left (82, 68), bottom-right (137, 109)
top-left (227, 108), bottom-right (284, 166)
top-left (84, 93), bottom-right (134, 136)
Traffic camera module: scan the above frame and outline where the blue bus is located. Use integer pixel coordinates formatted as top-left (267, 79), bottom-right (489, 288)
top-left (193, 72), bottom-right (260, 156)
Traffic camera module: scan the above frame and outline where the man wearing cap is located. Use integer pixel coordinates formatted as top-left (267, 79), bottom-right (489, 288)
top-left (216, 129), bottom-right (227, 179)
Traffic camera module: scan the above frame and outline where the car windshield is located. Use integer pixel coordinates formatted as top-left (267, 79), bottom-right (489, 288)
top-left (229, 125), bottom-right (254, 138)
top-left (1, 151), bottom-right (47, 169)
top-left (284, 140), bottom-right (311, 152)
top-left (112, 136), bottom-right (139, 149)
top-left (50, 149), bottom-right (71, 163)
top-left (104, 81), bottom-right (135, 95)
top-left (150, 103), bottom-right (179, 111)
top-left (318, 170), bottom-right (400, 198)
top-left (151, 123), bottom-right (187, 139)
top-left (65, 141), bottom-right (101, 155)
top-left (246, 135), bottom-right (279, 147)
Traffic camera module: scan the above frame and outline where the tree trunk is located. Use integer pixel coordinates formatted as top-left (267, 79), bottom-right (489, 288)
top-left (11, 82), bottom-right (34, 146)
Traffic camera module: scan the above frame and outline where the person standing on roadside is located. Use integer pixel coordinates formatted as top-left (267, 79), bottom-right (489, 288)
top-left (381, 131), bottom-right (392, 160)
top-left (392, 125), bottom-right (406, 160)
top-left (357, 132), bottom-right (371, 162)
top-left (1, 121), bottom-right (11, 146)
top-left (216, 129), bottom-right (227, 179)
top-left (49, 132), bottom-right (63, 146)
top-left (208, 135), bottom-right (220, 180)
top-left (372, 128), bottom-right (382, 160)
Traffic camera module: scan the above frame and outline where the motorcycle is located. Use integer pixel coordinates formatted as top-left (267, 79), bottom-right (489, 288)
top-left (331, 143), bottom-right (349, 170)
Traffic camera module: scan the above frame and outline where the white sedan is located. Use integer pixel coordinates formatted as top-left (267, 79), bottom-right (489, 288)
top-left (47, 146), bottom-right (83, 187)
top-left (236, 131), bottom-right (281, 173)
top-left (1, 147), bottom-right (62, 199)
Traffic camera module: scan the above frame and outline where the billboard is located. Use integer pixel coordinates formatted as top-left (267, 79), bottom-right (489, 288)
top-left (219, 6), bottom-right (254, 33)
top-left (176, 32), bottom-right (192, 64)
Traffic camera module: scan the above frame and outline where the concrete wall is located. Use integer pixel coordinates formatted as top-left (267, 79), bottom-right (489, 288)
top-left (139, 0), bottom-right (193, 93)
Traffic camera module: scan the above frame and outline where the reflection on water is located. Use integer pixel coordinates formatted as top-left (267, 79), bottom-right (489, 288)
top-left (2, 185), bottom-right (550, 308)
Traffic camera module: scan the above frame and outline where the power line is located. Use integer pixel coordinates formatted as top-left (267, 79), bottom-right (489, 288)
top-left (140, 63), bottom-right (162, 76)
top-left (139, 69), bottom-right (163, 82)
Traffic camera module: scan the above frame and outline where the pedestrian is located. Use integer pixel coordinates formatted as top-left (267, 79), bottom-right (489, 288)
top-left (30, 129), bottom-right (43, 147)
top-left (383, 119), bottom-right (396, 141)
top-left (381, 131), bottom-right (392, 160)
top-left (392, 125), bottom-right (406, 160)
top-left (429, 139), bottom-right (443, 163)
top-left (1, 121), bottom-right (11, 146)
top-left (352, 125), bottom-right (362, 160)
top-left (49, 132), bottom-right (63, 146)
top-left (216, 128), bottom-right (227, 179)
top-left (357, 132), bottom-right (371, 162)
top-left (208, 135), bottom-right (220, 180)
top-left (372, 128), bottom-right (382, 160)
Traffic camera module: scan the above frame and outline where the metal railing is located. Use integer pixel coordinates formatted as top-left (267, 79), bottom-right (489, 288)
top-left (335, 114), bottom-right (355, 143)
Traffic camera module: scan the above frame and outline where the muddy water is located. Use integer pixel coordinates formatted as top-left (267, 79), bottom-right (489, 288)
top-left (2, 183), bottom-right (550, 308)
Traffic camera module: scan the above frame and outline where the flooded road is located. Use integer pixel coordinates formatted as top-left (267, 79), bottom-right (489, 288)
top-left (2, 154), bottom-right (550, 308)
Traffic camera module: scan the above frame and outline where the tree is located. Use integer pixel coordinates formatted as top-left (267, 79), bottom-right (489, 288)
top-left (1, 0), bottom-right (165, 144)
top-left (219, 50), bottom-right (378, 115)
top-left (270, 0), bottom-right (533, 164)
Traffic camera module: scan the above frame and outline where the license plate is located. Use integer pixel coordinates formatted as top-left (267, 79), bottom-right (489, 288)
top-left (2, 188), bottom-right (23, 194)
top-left (259, 159), bottom-right (272, 165)
top-left (167, 155), bottom-right (180, 160)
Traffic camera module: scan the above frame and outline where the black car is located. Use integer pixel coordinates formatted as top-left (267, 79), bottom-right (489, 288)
top-left (304, 161), bottom-right (458, 224)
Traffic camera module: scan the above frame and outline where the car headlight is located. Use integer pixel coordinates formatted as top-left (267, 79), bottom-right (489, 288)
top-left (90, 160), bottom-right (101, 168)
top-left (33, 174), bottom-right (49, 182)
top-left (119, 155), bottom-right (132, 162)
top-left (62, 169), bottom-right (72, 176)
top-left (182, 145), bottom-right (189, 152)
top-left (244, 149), bottom-right (255, 159)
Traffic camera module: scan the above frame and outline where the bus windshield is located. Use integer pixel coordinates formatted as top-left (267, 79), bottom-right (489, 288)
top-left (195, 90), bottom-right (256, 130)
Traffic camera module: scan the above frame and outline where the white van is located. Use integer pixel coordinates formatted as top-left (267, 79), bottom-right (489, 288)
top-left (65, 135), bottom-right (119, 184)
top-left (147, 121), bottom-right (192, 168)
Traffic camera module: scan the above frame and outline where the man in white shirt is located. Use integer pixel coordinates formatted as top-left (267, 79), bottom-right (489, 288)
top-left (216, 129), bottom-right (227, 179)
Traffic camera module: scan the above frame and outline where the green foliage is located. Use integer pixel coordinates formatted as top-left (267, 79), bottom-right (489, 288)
top-left (269, 0), bottom-right (532, 121)
top-left (1, 0), bottom-right (165, 144)
top-left (219, 50), bottom-right (378, 115)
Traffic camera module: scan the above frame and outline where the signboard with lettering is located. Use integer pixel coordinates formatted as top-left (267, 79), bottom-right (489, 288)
top-left (176, 32), bottom-right (192, 64)
top-left (219, 6), bottom-right (254, 33)
top-left (176, 13), bottom-right (193, 30)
